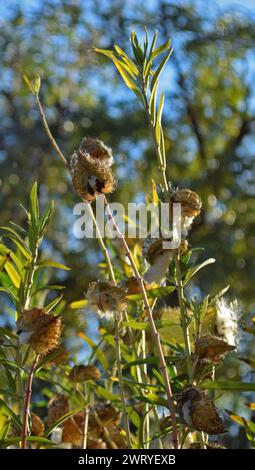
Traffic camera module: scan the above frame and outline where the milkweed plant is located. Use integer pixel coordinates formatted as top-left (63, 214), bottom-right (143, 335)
top-left (0, 31), bottom-right (254, 450)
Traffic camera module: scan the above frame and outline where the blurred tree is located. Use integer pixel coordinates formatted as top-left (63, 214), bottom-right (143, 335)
top-left (0, 0), bottom-right (255, 311)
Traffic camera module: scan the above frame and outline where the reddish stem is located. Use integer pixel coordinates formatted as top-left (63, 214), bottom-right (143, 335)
top-left (21, 354), bottom-right (40, 449)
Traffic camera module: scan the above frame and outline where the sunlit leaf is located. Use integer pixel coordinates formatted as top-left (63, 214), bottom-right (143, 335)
top-left (183, 258), bottom-right (215, 286)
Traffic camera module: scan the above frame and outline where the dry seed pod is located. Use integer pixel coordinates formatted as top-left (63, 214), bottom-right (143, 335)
top-left (69, 364), bottom-right (101, 383)
top-left (62, 412), bottom-right (84, 446)
top-left (48, 395), bottom-right (69, 427)
top-left (142, 236), bottom-right (189, 265)
top-left (142, 235), bottom-right (189, 284)
top-left (89, 403), bottom-right (121, 428)
top-left (16, 308), bottom-right (61, 355)
top-left (171, 188), bottom-right (202, 236)
top-left (173, 188), bottom-right (202, 218)
top-left (178, 386), bottom-right (225, 435)
top-left (85, 281), bottom-right (128, 318)
top-left (121, 276), bottom-right (141, 295)
top-left (195, 335), bottom-right (236, 363)
top-left (30, 412), bottom-right (45, 437)
top-left (79, 137), bottom-right (113, 167)
top-left (70, 150), bottom-right (117, 202)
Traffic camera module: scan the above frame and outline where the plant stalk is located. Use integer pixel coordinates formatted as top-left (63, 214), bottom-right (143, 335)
top-left (175, 254), bottom-right (192, 382)
top-left (104, 197), bottom-right (178, 449)
top-left (114, 312), bottom-right (132, 448)
top-left (21, 354), bottom-right (40, 449)
top-left (34, 94), bottom-right (131, 448)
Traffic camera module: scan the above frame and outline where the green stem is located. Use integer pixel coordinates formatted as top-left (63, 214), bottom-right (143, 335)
top-left (114, 312), bottom-right (132, 448)
top-left (175, 254), bottom-right (192, 382)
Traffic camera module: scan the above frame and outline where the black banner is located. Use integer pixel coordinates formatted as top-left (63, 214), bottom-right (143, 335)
top-left (0, 449), bottom-right (252, 467)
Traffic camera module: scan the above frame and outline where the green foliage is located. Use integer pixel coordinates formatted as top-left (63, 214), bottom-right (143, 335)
top-left (0, 0), bottom-right (255, 451)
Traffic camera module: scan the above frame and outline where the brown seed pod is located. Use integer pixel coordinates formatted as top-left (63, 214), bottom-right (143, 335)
top-left (16, 308), bottom-right (61, 355)
top-left (142, 236), bottom-right (189, 284)
top-left (170, 188), bottom-right (202, 236)
top-left (69, 364), bottom-right (101, 383)
top-left (30, 412), bottom-right (45, 437)
top-left (89, 404), bottom-right (121, 428)
top-left (85, 281), bottom-right (128, 318)
top-left (47, 395), bottom-right (69, 427)
top-left (62, 412), bottom-right (84, 446)
top-left (173, 188), bottom-right (202, 218)
top-left (121, 276), bottom-right (141, 295)
top-left (79, 137), bottom-right (113, 167)
top-left (178, 386), bottom-right (225, 435)
top-left (195, 335), bottom-right (236, 363)
top-left (70, 150), bottom-right (117, 202)
top-left (142, 236), bottom-right (189, 265)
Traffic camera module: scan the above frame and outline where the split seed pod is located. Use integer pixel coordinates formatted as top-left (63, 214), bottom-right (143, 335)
top-left (16, 308), bottom-right (61, 355)
top-left (195, 335), bottom-right (236, 363)
top-left (171, 188), bottom-right (202, 236)
top-left (142, 235), bottom-right (189, 284)
top-left (70, 148), bottom-right (117, 202)
top-left (48, 395), bottom-right (69, 427)
top-left (30, 412), bottom-right (45, 437)
top-left (79, 137), bottom-right (113, 167)
top-left (62, 412), bottom-right (84, 446)
top-left (85, 281), bottom-right (128, 318)
top-left (178, 386), bottom-right (225, 434)
top-left (69, 364), bottom-right (101, 383)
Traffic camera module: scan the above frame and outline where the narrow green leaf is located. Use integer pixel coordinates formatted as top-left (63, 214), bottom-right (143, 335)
top-left (151, 39), bottom-right (171, 60)
top-left (94, 384), bottom-right (121, 402)
top-left (0, 360), bottom-right (26, 373)
top-left (45, 295), bottom-right (63, 313)
top-left (69, 299), bottom-right (87, 309)
top-left (155, 92), bottom-right (164, 144)
top-left (0, 327), bottom-right (17, 340)
top-left (39, 201), bottom-right (54, 238)
top-left (46, 407), bottom-right (84, 436)
top-left (37, 260), bottom-right (71, 271)
top-left (150, 48), bottom-right (173, 96)
top-left (29, 182), bottom-right (39, 237)
top-left (94, 47), bottom-right (115, 59)
top-left (112, 58), bottom-right (138, 91)
top-left (183, 258), bottom-right (215, 286)
top-left (114, 45), bottom-right (139, 77)
top-left (0, 399), bottom-right (22, 430)
top-left (135, 393), bottom-right (169, 408)
top-left (202, 380), bottom-right (255, 392)
top-left (23, 74), bottom-right (35, 95)
top-left (4, 261), bottom-right (21, 288)
top-left (34, 76), bottom-right (41, 95)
